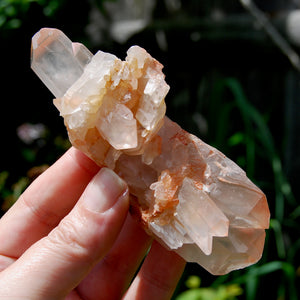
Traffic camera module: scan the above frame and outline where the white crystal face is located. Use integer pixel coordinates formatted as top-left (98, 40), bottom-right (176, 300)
top-left (97, 103), bottom-right (138, 150)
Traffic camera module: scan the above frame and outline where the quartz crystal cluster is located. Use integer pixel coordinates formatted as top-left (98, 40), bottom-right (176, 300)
top-left (31, 28), bottom-right (270, 275)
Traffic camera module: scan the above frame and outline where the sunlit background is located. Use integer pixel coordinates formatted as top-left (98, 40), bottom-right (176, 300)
top-left (0, 0), bottom-right (299, 299)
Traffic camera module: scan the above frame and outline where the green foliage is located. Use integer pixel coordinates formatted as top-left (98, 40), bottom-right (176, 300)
top-left (0, 123), bottom-right (70, 213)
top-left (210, 78), bottom-right (295, 223)
top-left (186, 275), bottom-right (202, 289)
top-left (176, 276), bottom-right (242, 300)
top-left (0, 171), bottom-right (29, 211)
top-left (0, 0), bottom-right (65, 29)
top-left (0, 171), bottom-right (9, 197)
top-left (198, 77), bottom-right (297, 299)
top-left (171, 75), bottom-right (298, 299)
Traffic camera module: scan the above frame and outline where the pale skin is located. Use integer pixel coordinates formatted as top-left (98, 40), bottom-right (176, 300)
top-left (0, 147), bottom-right (185, 300)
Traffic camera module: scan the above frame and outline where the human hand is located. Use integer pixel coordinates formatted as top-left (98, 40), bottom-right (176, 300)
top-left (0, 147), bottom-right (185, 299)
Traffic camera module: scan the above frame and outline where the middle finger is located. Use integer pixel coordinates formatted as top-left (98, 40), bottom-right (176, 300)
top-left (76, 213), bottom-right (152, 299)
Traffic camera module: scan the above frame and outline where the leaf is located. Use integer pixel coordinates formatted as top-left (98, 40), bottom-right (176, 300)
top-left (185, 276), bottom-right (201, 289)
top-left (0, 171), bottom-right (9, 192)
top-left (175, 288), bottom-right (218, 300)
top-left (227, 132), bottom-right (244, 147)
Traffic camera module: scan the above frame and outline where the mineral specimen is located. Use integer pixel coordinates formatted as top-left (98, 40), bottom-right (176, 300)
top-left (31, 28), bottom-right (270, 275)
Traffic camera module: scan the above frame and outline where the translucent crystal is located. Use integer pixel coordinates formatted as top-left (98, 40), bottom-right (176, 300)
top-left (31, 28), bottom-right (270, 275)
top-left (31, 28), bottom-right (92, 98)
top-left (177, 177), bottom-right (229, 256)
top-left (97, 103), bottom-right (138, 150)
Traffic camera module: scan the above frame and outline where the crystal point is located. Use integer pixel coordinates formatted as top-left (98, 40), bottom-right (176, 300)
top-left (31, 28), bottom-right (270, 275)
top-left (31, 28), bottom-right (92, 98)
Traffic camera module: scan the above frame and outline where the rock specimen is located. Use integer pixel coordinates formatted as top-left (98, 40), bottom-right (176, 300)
top-left (31, 28), bottom-right (270, 275)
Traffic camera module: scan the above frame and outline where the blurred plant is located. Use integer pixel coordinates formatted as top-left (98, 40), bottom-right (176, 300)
top-left (0, 171), bottom-right (9, 199)
top-left (0, 121), bottom-right (70, 214)
top-left (210, 259), bottom-right (298, 300)
top-left (209, 78), bottom-right (295, 222)
top-left (193, 77), bottom-right (298, 300)
top-left (87, 0), bottom-right (155, 46)
top-left (17, 123), bottom-right (47, 145)
top-left (0, 164), bottom-right (51, 213)
top-left (0, 0), bottom-right (66, 29)
top-left (175, 275), bottom-right (243, 300)
top-left (0, 170), bottom-right (29, 212)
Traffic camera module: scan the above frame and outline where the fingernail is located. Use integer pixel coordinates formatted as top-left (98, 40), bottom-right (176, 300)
top-left (83, 168), bottom-right (128, 213)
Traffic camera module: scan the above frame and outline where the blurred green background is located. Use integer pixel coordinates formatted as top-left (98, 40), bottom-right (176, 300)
top-left (0, 0), bottom-right (299, 299)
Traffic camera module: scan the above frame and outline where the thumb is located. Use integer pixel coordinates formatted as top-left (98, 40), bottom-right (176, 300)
top-left (0, 167), bottom-right (129, 300)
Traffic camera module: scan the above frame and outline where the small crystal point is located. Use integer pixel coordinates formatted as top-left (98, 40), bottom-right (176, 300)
top-left (31, 28), bottom-right (270, 275)
top-left (177, 177), bottom-right (229, 255)
top-left (31, 28), bottom-right (92, 98)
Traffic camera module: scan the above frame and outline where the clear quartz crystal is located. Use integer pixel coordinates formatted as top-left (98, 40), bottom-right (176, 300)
top-left (177, 177), bottom-right (229, 256)
top-left (31, 28), bottom-right (270, 275)
top-left (31, 28), bottom-right (93, 98)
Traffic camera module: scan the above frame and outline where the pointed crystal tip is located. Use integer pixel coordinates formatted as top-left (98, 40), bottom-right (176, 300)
top-left (31, 28), bottom-right (93, 98)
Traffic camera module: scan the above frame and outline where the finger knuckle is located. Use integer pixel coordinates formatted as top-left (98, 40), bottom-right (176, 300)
top-left (46, 215), bottom-right (91, 262)
top-left (140, 271), bottom-right (173, 294)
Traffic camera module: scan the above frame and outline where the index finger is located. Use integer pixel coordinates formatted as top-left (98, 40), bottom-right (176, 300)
top-left (0, 147), bottom-right (100, 259)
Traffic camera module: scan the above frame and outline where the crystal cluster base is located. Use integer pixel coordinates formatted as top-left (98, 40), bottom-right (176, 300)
top-left (31, 28), bottom-right (270, 275)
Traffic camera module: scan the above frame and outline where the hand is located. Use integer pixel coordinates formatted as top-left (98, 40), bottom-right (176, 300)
top-left (0, 147), bottom-right (185, 299)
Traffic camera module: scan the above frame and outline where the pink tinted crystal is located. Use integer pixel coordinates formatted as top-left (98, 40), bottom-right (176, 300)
top-left (31, 28), bottom-right (270, 275)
